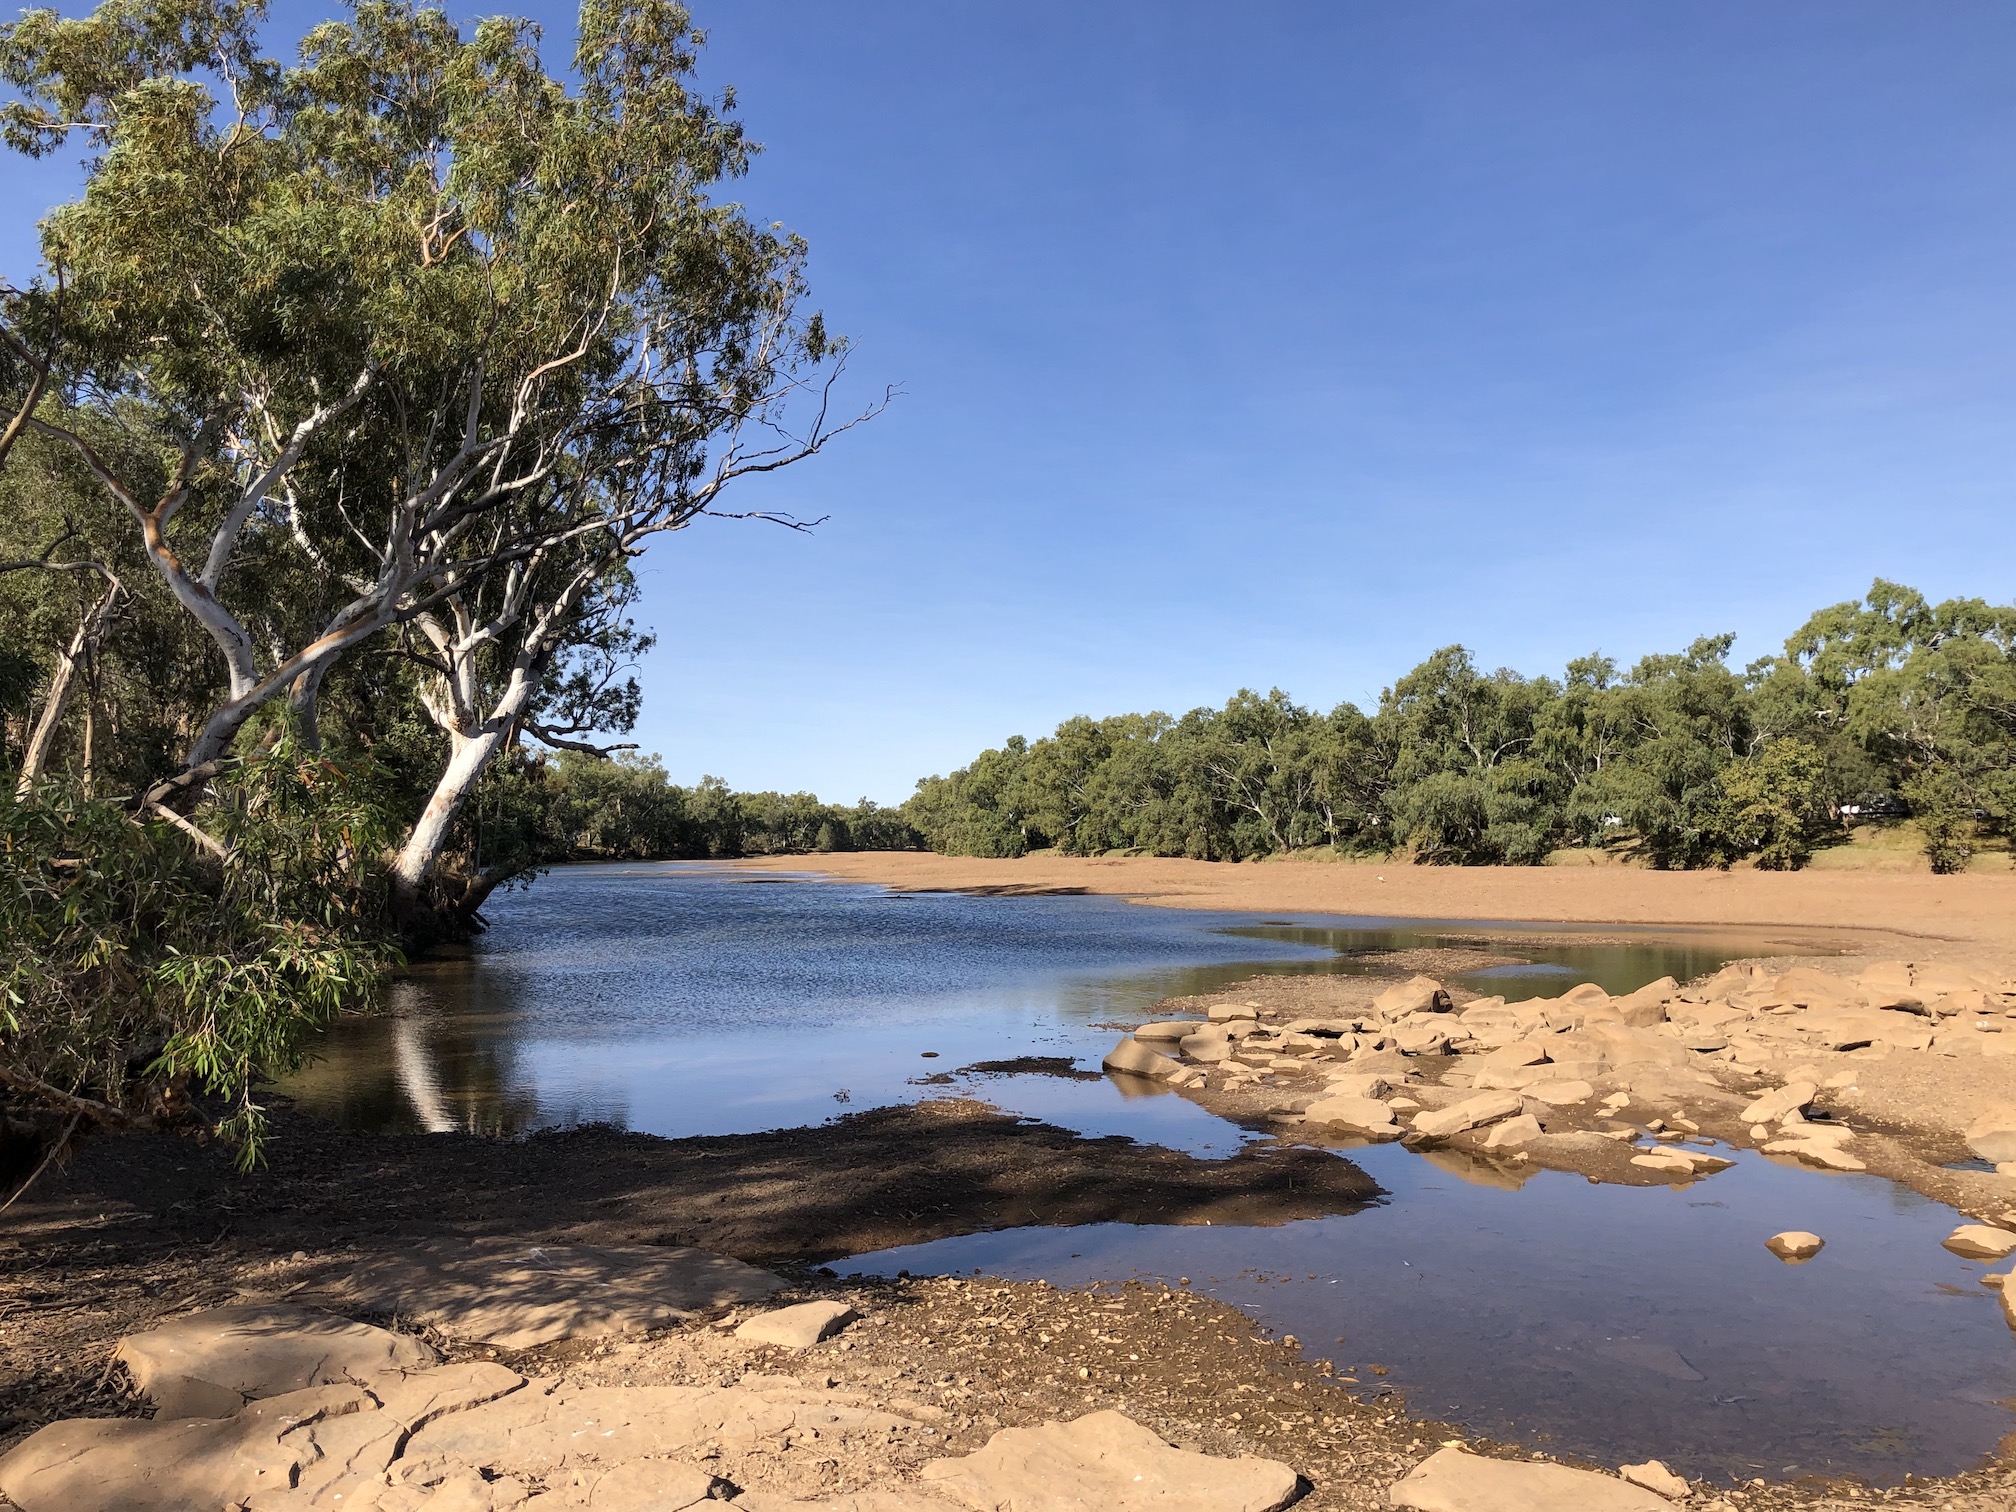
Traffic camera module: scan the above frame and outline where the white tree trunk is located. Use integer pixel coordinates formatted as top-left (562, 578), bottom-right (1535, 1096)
top-left (390, 725), bottom-right (506, 905)
top-left (15, 578), bottom-right (118, 799)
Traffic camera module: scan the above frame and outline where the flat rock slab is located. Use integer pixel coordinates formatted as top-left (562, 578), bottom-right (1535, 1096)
top-left (319, 1238), bottom-right (786, 1348)
top-left (0, 1363), bottom-right (523, 1512)
top-left (407, 1377), bottom-right (918, 1478)
top-left (114, 1302), bottom-right (437, 1419)
top-left (1388, 1447), bottom-right (1672, 1511)
top-left (736, 1300), bottom-right (860, 1349)
top-left (919, 1409), bottom-right (1299, 1512)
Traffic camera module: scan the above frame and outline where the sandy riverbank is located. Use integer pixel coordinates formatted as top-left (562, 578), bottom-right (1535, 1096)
top-left (732, 852), bottom-right (2016, 963)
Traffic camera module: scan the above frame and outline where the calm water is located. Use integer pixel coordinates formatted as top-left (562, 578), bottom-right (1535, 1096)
top-left (283, 863), bottom-right (1783, 1147)
top-left (280, 864), bottom-right (2016, 1484)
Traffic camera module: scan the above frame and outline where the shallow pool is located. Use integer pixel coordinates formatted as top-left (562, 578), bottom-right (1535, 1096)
top-left (843, 1141), bottom-right (2016, 1484)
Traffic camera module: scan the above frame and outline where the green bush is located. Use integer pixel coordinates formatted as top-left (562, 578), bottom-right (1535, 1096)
top-left (1, 736), bottom-right (399, 1161)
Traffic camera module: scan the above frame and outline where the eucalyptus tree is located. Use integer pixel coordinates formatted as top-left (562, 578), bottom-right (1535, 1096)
top-left (0, 0), bottom-right (859, 859)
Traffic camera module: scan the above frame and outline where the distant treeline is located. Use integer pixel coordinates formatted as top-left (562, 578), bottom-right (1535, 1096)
top-left (503, 753), bottom-right (923, 867)
top-left (903, 582), bottom-right (2016, 873)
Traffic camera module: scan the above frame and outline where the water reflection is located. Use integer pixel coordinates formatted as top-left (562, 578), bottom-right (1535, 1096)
top-left (280, 865), bottom-right (1811, 1144)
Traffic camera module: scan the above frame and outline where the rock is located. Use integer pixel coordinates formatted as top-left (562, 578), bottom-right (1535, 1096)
top-left (112, 1303), bottom-right (437, 1420)
top-left (1942, 1225), bottom-right (2016, 1260)
top-left (318, 1239), bottom-right (786, 1350)
top-left (1181, 1033), bottom-right (1236, 1064)
top-left (725, 1499), bottom-right (946, 1512)
top-left (1739, 1081), bottom-right (1817, 1125)
top-left (734, 1301), bottom-right (858, 1349)
top-left (1471, 1062), bottom-right (1554, 1092)
top-left (1208, 1003), bottom-right (1261, 1023)
top-left (1613, 978), bottom-right (1678, 1028)
top-left (0, 1384), bottom-right (368, 1512)
top-left (1524, 1080), bottom-right (1594, 1106)
top-left (1771, 967), bottom-right (1857, 1006)
top-left (1483, 1114), bottom-right (1542, 1150)
top-left (1795, 1007), bottom-right (1933, 1052)
top-left (0, 1364), bottom-right (525, 1512)
top-left (1133, 1020), bottom-right (1205, 1042)
top-left (1476, 1041), bottom-right (1551, 1071)
top-left (1764, 1139), bottom-right (1867, 1171)
top-left (1766, 1231), bottom-right (1825, 1261)
top-left (1675, 1027), bottom-right (1729, 1052)
top-left (1858, 960), bottom-right (1917, 1001)
top-left (919, 1409), bottom-right (1298, 1512)
top-left (1631, 1151), bottom-right (1700, 1177)
top-left (1105, 1038), bottom-right (1185, 1080)
top-left (1303, 1095), bottom-right (1401, 1138)
top-left (1559, 982), bottom-right (1612, 1008)
top-left (409, 1375), bottom-right (920, 1484)
top-left (1914, 964), bottom-right (1992, 997)
top-left (1393, 1024), bottom-right (1453, 1055)
top-left (1411, 1092), bottom-right (1524, 1139)
top-left (1618, 1460), bottom-right (1689, 1499)
top-left (1373, 976), bottom-right (1452, 1019)
top-left (1388, 1446), bottom-right (1672, 1511)
top-left (1322, 1072), bottom-right (1396, 1100)
top-left (1965, 1105), bottom-right (2016, 1166)
top-left (557, 1459), bottom-right (722, 1510)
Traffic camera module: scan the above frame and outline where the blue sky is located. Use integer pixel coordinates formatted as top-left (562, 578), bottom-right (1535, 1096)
top-left (9, 1), bottom-right (2016, 802)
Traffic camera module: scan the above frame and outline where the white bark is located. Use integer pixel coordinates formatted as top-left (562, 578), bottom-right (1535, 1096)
top-left (391, 725), bottom-right (504, 899)
top-left (14, 571), bottom-right (119, 798)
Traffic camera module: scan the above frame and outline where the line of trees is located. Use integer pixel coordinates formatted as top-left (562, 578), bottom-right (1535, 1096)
top-left (902, 583), bottom-right (2016, 875)
top-left (489, 752), bottom-right (921, 865)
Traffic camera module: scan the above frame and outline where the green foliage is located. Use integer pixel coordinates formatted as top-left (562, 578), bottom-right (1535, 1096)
top-left (1902, 767), bottom-right (1976, 875)
top-left (0, 733), bottom-right (399, 1161)
top-left (1711, 741), bottom-right (1829, 870)
top-left (905, 584), bottom-right (2016, 874)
